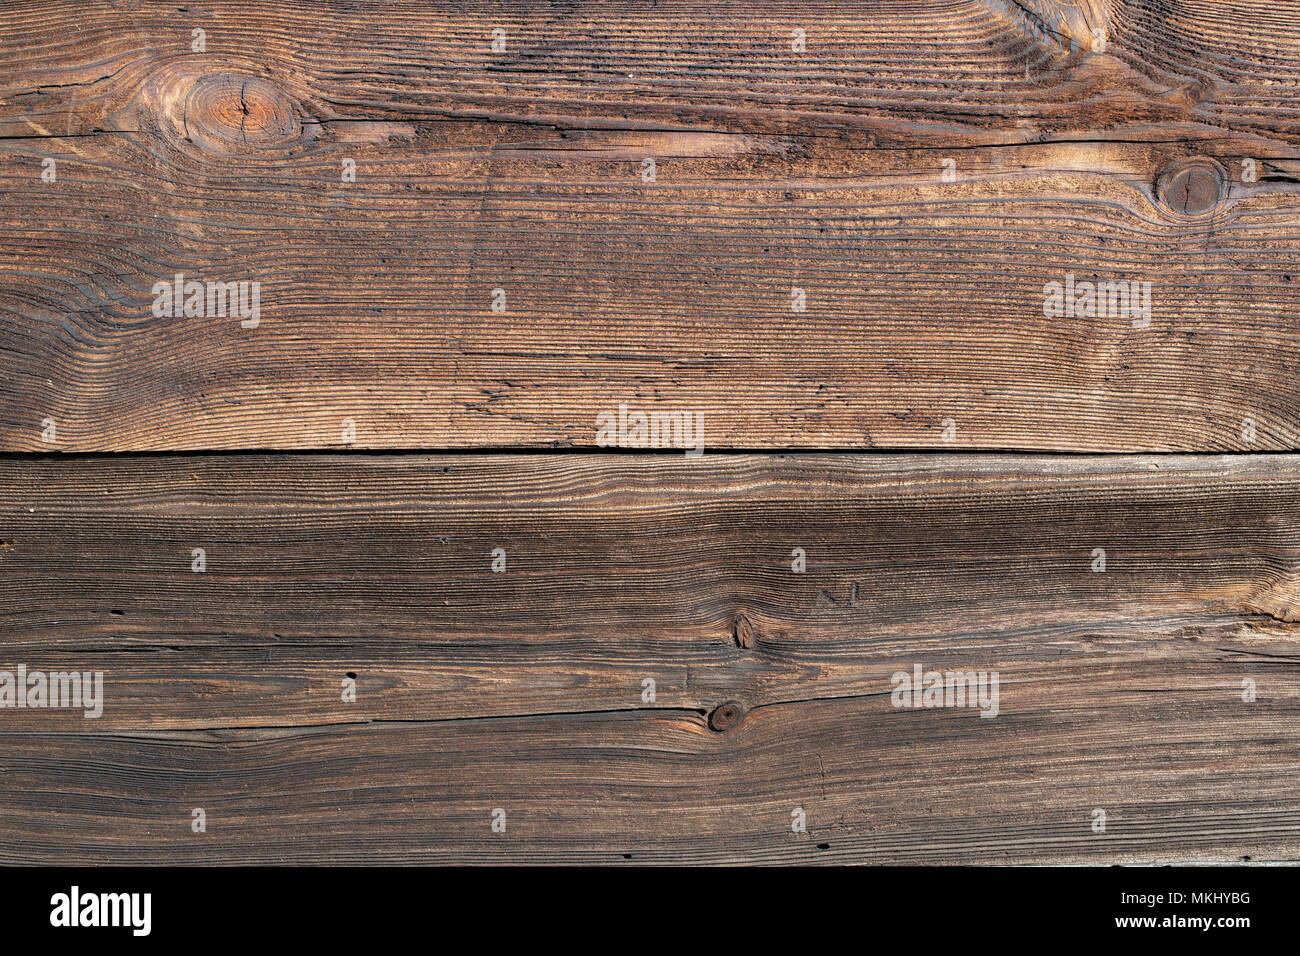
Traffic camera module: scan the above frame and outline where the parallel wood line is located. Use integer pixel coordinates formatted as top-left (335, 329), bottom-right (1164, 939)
top-left (3, 688), bottom-right (1298, 864)
top-left (0, 455), bottom-right (1294, 733)
top-left (4, 1), bottom-right (1299, 142)
top-left (2, 1), bottom-right (1299, 451)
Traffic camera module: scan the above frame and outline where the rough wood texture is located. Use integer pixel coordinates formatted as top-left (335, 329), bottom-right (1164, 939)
top-left (3, 0), bottom-right (1298, 869)
top-left (1, 454), bottom-right (1298, 863)
top-left (2, 0), bottom-right (1299, 451)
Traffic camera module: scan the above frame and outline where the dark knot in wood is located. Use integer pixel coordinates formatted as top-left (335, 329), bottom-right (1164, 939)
top-left (708, 701), bottom-right (743, 732)
top-left (1155, 157), bottom-right (1227, 217)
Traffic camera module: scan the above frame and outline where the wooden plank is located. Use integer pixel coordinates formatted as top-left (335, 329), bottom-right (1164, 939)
top-left (1, 453), bottom-right (1297, 862)
top-left (3, 1), bottom-right (1298, 143)
top-left (2, 1), bottom-right (1299, 451)
top-left (4, 691), bottom-right (1300, 865)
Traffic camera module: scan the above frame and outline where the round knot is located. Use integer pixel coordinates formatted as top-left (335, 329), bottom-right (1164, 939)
top-left (1155, 157), bottom-right (1227, 218)
top-left (183, 74), bottom-right (301, 151)
top-left (143, 65), bottom-right (313, 156)
top-left (708, 701), bottom-right (743, 732)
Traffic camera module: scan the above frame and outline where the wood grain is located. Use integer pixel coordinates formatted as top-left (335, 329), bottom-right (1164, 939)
top-left (3, 0), bottom-right (1298, 869)
top-left (2, 1), bottom-right (1299, 451)
top-left (1, 454), bottom-right (1297, 863)
top-left (5, 696), bottom-right (1300, 865)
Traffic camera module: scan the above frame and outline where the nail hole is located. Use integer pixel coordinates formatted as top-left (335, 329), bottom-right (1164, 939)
top-left (345, 672), bottom-right (356, 679)
top-left (817, 843), bottom-right (830, 850)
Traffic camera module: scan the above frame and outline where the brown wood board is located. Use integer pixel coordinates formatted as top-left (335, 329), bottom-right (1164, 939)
top-left (0, 453), bottom-right (1297, 863)
top-left (1, 1), bottom-right (1298, 451)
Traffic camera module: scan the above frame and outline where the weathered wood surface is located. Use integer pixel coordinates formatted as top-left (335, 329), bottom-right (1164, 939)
top-left (1, 454), bottom-right (1297, 863)
top-left (2, 0), bottom-right (1298, 868)
top-left (2, 0), bottom-right (1299, 451)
